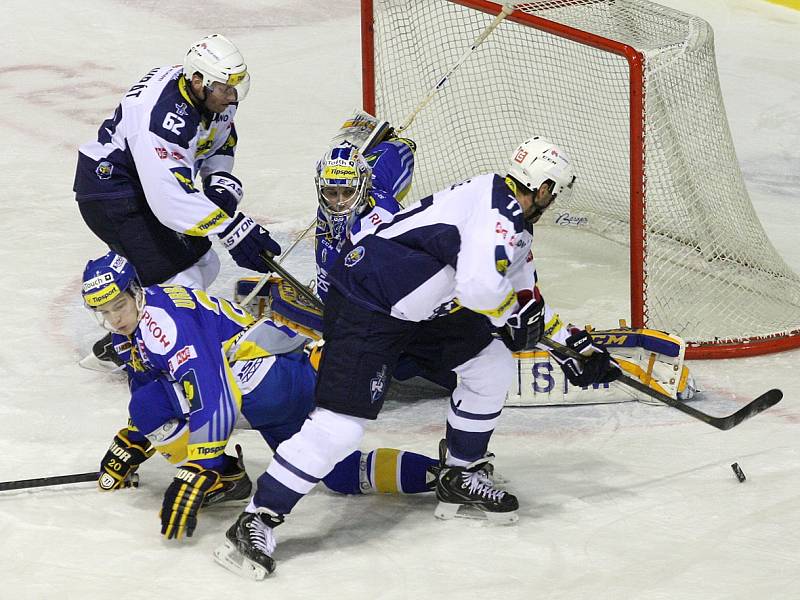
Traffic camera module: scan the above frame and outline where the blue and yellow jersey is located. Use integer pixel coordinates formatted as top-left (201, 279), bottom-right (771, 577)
top-left (74, 65), bottom-right (239, 237)
top-left (315, 138), bottom-right (415, 302)
top-left (112, 285), bottom-right (307, 469)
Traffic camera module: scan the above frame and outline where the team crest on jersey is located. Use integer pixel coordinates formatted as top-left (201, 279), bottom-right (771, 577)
top-left (370, 364), bottom-right (388, 403)
top-left (344, 246), bottom-right (365, 267)
top-left (95, 161), bottom-right (114, 180)
top-left (174, 102), bottom-right (189, 117)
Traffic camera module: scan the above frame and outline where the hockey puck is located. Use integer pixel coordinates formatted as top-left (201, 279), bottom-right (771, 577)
top-left (731, 462), bottom-right (746, 483)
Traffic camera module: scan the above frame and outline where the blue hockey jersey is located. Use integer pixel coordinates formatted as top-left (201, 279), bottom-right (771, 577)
top-left (113, 285), bottom-right (310, 469)
top-left (315, 138), bottom-right (415, 302)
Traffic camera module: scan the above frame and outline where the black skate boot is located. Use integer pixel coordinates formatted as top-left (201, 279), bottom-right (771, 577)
top-left (203, 445), bottom-right (253, 507)
top-left (78, 332), bottom-right (125, 372)
top-left (433, 439), bottom-right (518, 524)
top-left (213, 508), bottom-right (284, 580)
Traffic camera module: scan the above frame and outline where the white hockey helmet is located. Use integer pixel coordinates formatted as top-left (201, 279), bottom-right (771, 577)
top-left (183, 34), bottom-right (250, 101)
top-left (507, 136), bottom-right (576, 207)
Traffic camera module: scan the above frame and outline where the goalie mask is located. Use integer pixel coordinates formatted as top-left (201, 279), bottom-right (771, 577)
top-left (184, 33), bottom-right (250, 102)
top-left (507, 136), bottom-right (576, 224)
top-left (82, 252), bottom-right (145, 335)
top-left (315, 143), bottom-right (372, 239)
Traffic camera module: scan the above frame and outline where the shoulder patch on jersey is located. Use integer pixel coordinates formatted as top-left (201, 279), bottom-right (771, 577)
top-left (139, 305), bottom-right (178, 354)
top-left (491, 174), bottom-right (524, 234)
top-left (344, 245), bottom-right (366, 267)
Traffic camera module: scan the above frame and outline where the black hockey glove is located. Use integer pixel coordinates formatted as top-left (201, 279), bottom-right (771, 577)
top-left (203, 171), bottom-right (243, 217)
top-left (98, 428), bottom-right (155, 491)
top-left (218, 212), bottom-right (282, 273)
top-left (160, 463), bottom-right (220, 540)
top-left (552, 330), bottom-right (621, 387)
top-left (501, 295), bottom-right (545, 352)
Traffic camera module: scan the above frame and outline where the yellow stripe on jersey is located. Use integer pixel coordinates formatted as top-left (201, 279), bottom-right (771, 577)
top-left (373, 448), bottom-right (401, 493)
top-left (219, 297), bottom-right (253, 327)
top-left (472, 290), bottom-right (516, 319)
top-left (192, 289), bottom-right (221, 314)
top-left (185, 208), bottom-right (230, 236)
top-left (187, 441), bottom-right (227, 461)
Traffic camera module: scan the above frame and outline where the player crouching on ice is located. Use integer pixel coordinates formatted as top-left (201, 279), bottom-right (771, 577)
top-left (81, 252), bottom-right (438, 540)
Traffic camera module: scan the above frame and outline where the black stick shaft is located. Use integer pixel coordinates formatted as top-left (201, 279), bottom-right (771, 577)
top-left (260, 253), bottom-right (323, 311)
top-left (0, 472), bottom-right (98, 492)
top-left (538, 336), bottom-right (781, 430)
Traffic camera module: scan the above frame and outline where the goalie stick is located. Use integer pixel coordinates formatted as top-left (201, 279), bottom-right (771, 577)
top-left (260, 252), bottom-right (324, 312)
top-left (537, 336), bottom-right (782, 431)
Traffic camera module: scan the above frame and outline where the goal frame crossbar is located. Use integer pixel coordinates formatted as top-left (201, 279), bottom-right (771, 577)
top-left (360, 0), bottom-right (800, 359)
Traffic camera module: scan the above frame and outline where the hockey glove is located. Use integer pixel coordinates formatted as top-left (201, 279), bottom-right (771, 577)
top-left (160, 463), bottom-right (220, 540)
top-left (552, 330), bottom-right (621, 387)
top-left (501, 294), bottom-right (545, 352)
top-left (98, 428), bottom-right (155, 491)
top-left (203, 171), bottom-right (243, 217)
top-left (218, 212), bottom-right (282, 273)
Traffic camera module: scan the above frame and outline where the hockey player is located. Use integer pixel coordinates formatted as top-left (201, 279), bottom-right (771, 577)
top-left (74, 34), bottom-right (281, 369)
top-left (82, 252), bottom-right (436, 541)
top-left (215, 136), bottom-right (622, 579)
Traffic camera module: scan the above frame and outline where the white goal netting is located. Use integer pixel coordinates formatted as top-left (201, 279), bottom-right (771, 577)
top-left (365, 0), bottom-right (800, 356)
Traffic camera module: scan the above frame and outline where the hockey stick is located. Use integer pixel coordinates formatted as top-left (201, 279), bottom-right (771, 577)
top-left (260, 252), bottom-right (324, 311)
top-left (396, 2), bottom-right (516, 134)
top-left (537, 336), bottom-right (782, 430)
top-left (238, 220), bottom-right (317, 308)
top-left (0, 471), bottom-right (98, 492)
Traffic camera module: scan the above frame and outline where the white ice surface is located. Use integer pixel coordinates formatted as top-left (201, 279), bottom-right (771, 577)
top-left (1, 1), bottom-right (799, 598)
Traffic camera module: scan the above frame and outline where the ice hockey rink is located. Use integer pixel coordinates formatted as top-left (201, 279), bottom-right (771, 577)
top-left (2, 0), bottom-right (799, 597)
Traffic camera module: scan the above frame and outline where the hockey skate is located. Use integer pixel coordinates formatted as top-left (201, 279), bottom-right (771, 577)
top-left (433, 439), bottom-right (519, 524)
top-left (213, 509), bottom-right (284, 580)
top-left (78, 332), bottom-right (126, 373)
top-left (203, 445), bottom-right (252, 507)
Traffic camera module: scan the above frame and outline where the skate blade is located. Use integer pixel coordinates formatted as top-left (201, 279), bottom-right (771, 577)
top-left (78, 352), bottom-right (125, 374)
top-left (434, 501), bottom-right (519, 525)
top-left (213, 540), bottom-right (271, 581)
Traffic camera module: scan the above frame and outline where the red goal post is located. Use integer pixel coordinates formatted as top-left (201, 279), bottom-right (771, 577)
top-left (361, 0), bottom-right (800, 359)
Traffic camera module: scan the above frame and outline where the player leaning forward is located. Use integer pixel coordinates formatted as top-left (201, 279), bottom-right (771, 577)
top-left (74, 34), bottom-right (280, 368)
top-left (215, 137), bottom-right (622, 578)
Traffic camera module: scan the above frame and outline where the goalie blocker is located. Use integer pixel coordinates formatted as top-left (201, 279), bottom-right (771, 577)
top-left (507, 326), bottom-right (695, 407)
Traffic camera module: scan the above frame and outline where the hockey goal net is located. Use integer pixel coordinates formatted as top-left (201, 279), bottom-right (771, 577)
top-left (362, 0), bottom-right (800, 358)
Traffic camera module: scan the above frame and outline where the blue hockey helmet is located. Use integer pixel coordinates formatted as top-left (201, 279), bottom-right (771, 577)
top-left (315, 143), bottom-right (372, 239)
top-left (82, 252), bottom-right (145, 334)
top-left (82, 252), bottom-right (140, 308)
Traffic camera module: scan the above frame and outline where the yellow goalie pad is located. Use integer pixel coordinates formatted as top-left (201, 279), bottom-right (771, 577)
top-left (506, 326), bottom-right (694, 406)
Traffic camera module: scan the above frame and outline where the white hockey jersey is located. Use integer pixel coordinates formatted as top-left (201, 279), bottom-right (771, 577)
top-left (73, 65), bottom-right (238, 237)
top-left (328, 173), bottom-right (536, 326)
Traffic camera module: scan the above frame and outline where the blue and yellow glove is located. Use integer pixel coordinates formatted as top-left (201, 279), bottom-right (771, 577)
top-left (160, 463), bottom-right (220, 539)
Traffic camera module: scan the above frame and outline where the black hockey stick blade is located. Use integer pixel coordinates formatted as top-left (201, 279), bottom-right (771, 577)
top-left (260, 252), bottom-right (323, 311)
top-left (0, 471), bottom-right (98, 492)
top-left (538, 336), bottom-right (782, 430)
